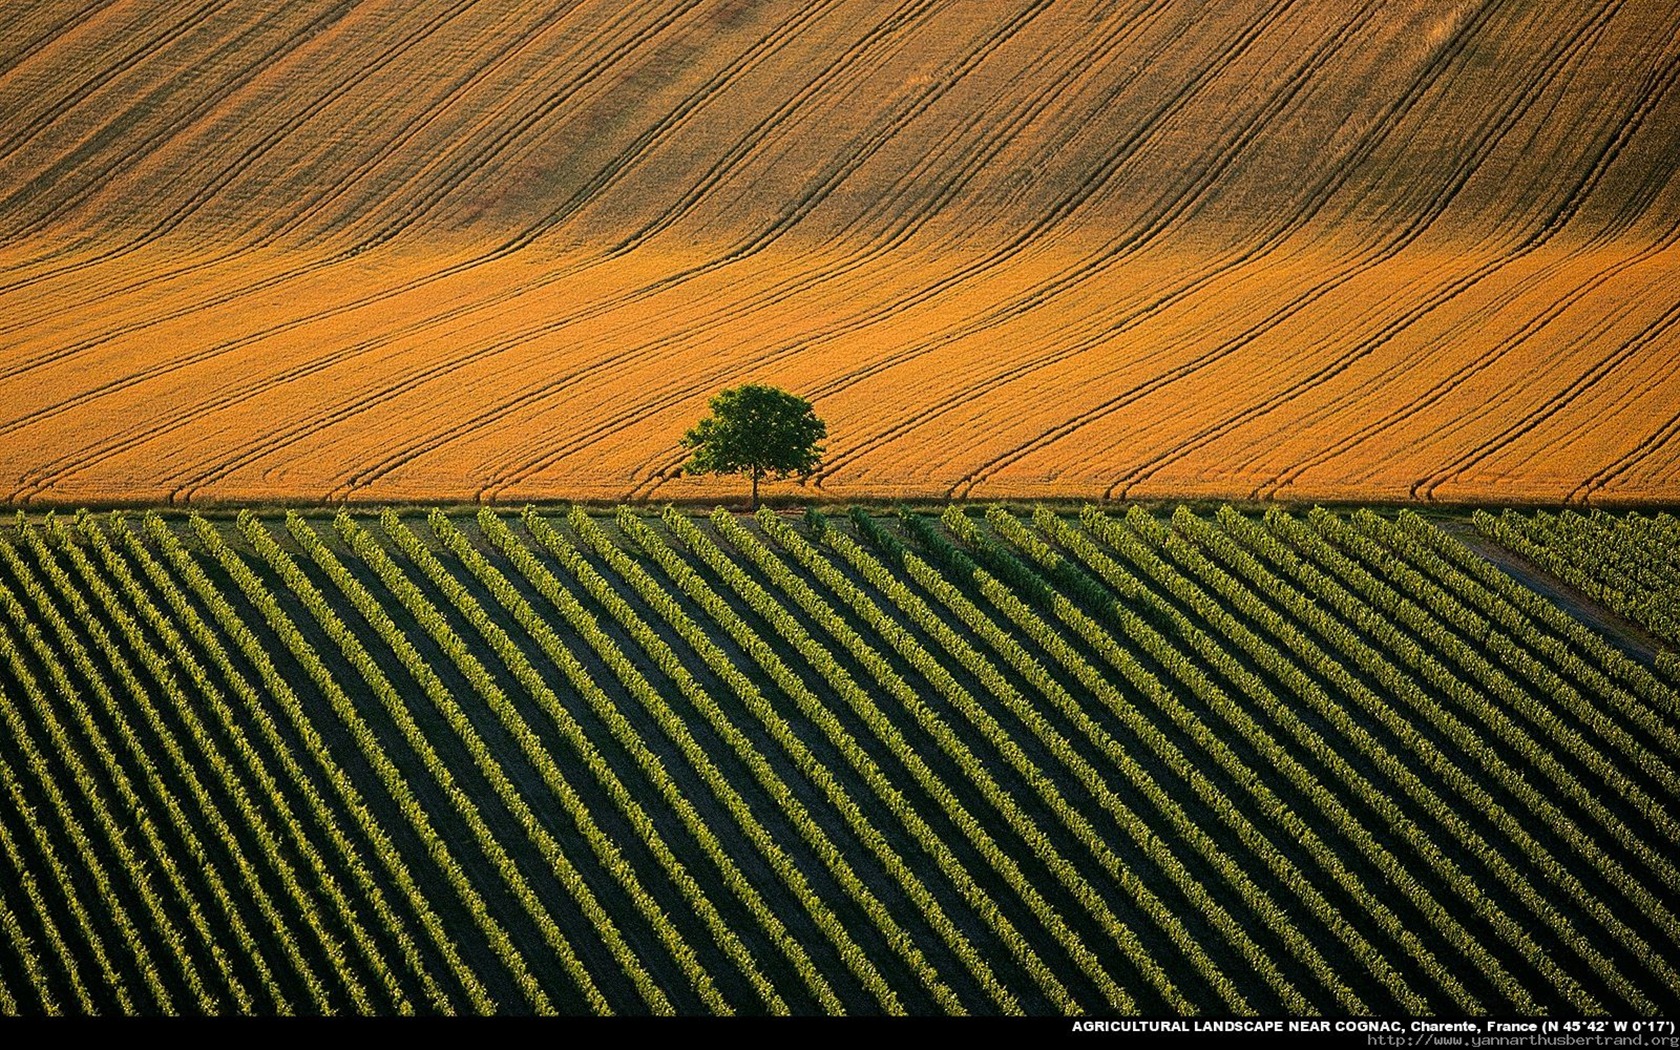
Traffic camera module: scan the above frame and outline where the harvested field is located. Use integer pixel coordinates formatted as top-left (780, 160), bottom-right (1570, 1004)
top-left (1, 0), bottom-right (1679, 507)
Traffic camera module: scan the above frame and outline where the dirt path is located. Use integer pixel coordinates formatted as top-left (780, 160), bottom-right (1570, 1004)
top-left (1440, 519), bottom-right (1669, 669)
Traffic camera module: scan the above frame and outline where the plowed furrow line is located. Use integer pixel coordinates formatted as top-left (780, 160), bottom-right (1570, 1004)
top-left (1248, 36), bottom-right (1680, 495)
top-left (803, 0), bottom-right (1404, 483)
top-left (1575, 358), bottom-right (1680, 500)
top-left (0, 0), bottom-right (648, 359)
top-left (1400, 290), bottom-right (1680, 495)
top-left (4, 0), bottom-right (475, 277)
top-left (320, 0), bottom-right (714, 250)
top-left (0, 0), bottom-right (334, 246)
top-left (199, 0), bottom-right (1066, 499)
top-left (478, 2), bottom-right (1183, 496)
top-left (9, 0), bottom-right (1182, 493)
top-left (0, 0), bottom-right (236, 164)
top-left (0, 0), bottom-right (111, 89)
top-left (1263, 222), bottom-right (1680, 499)
top-left (0, 0), bottom-right (360, 293)
top-left (951, 0), bottom-right (1617, 497)
top-left (1418, 293), bottom-right (1680, 499)
top-left (0, 0), bottom-right (865, 449)
top-left (831, 0), bottom-right (1538, 488)
top-left (0, 0), bottom-right (592, 339)
top-left (497, 0), bottom-right (1313, 496)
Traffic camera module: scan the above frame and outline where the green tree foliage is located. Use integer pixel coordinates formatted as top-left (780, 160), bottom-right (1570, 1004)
top-left (681, 385), bottom-right (825, 509)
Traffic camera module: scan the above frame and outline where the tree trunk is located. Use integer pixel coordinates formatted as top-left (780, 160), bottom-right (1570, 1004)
top-left (750, 467), bottom-right (761, 512)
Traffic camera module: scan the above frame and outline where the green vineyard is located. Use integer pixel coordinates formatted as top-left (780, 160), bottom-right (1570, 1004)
top-left (0, 503), bottom-right (1675, 1016)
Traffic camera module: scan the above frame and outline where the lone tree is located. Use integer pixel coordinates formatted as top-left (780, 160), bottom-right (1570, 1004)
top-left (680, 384), bottom-right (826, 510)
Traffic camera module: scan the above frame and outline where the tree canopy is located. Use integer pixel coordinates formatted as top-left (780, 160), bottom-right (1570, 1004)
top-left (680, 384), bottom-right (826, 509)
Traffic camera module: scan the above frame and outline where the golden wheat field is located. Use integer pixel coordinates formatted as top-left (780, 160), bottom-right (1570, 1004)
top-left (1, 0), bottom-right (1678, 507)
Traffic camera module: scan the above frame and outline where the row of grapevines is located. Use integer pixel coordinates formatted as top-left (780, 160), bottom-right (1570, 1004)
top-left (823, 507), bottom-right (1346, 1013)
top-left (136, 514), bottom-right (478, 1014)
top-left (1266, 510), bottom-right (1679, 896)
top-left (1086, 507), bottom-right (1655, 1012)
top-left (0, 833), bottom-right (55, 1014)
top-left (12, 526), bottom-right (274, 1009)
top-left (692, 508), bottom-right (1152, 1011)
top-left (485, 507), bottom-right (876, 1013)
top-left (1201, 506), bottom-right (1673, 1007)
top-left (1338, 513), bottom-right (1680, 972)
top-left (906, 507), bottom-right (1451, 1012)
top-left (235, 511), bottom-right (602, 1014)
top-left (760, 509), bottom-right (1253, 1014)
top-left (849, 507), bottom-right (1374, 1013)
top-left (1374, 513), bottom-right (1680, 761)
top-left (0, 695), bottom-right (139, 1012)
top-left (336, 509), bottom-right (703, 1014)
top-left (0, 795), bottom-right (92, 1013)
top-left (1014, 503), bottom-right (1424, 1014)
top-left (40, 517), bottom-right (355, 1013)
top-left (1154, 507), bottom-right (1680, 1008)
top-left (0, 537), bottom-right (235, 1012)
top-left (78, 514), bottom-right (415, 1013)
top-left (960, 507), bottom-right (1525, 1007)
top-left (473, 510), bottom-right (819, 1014)
top-left (565, 508), bottom-right (1037, 1013)
top-left (1303, 508), bottom-right (1680, 854)
top-left (623, 507), bottom-right (1128, 1012)
top-left (186, 514), bottom-right (536, 1010)
top-left (1477, 510), bottom-right (1680, 651)
top-left (1085, 506), bottom-right (1633, 1010)
top-left (0, 580), bottom-right (180, 1011)
top-left (418, 509), bottom-right (792, 1012)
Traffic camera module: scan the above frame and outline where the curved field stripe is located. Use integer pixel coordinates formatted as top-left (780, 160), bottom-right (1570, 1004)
top-left (0, 0), bottom-right (600, 341)
top-left (950, 0), bottom-right (1629, 498)
top-left (0, 0), bottom-right (481, 331)
top-left (1250, 40), bottom-right (1680, 498)
top-left (522, 0), bottom-right (1322, 495)
top-left (0, 0), bottom-right (352, 270)
top-left (483, 0), bottom-right (1193, 498)
top-left (793, 0), bottom-right (1457, 487)
top-left (94, 0), bottom-right (1091, 502)
top-left (266, 0), bottom-right (1067, 498)
top-left (4, 0), bottom-right (922, 491)
top-left (1417, 292), bottom-right (1680, 500)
